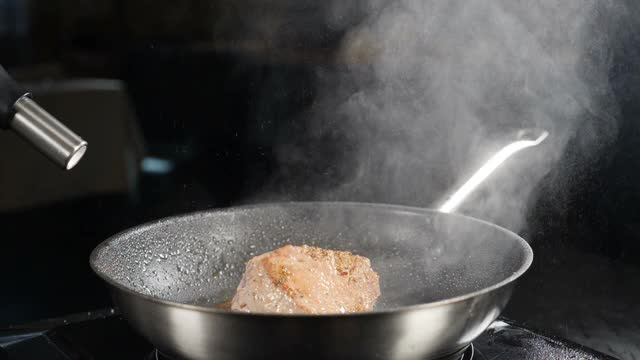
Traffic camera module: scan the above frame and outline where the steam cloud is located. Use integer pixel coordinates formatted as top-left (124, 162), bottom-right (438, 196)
top-left (255, 0), bottom-right (623, 233)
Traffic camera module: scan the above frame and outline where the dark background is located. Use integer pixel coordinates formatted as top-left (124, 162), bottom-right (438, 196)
top-left (1, 0), bottom-right (639, 358)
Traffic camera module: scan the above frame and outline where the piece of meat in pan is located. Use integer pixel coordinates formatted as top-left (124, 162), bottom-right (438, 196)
top-left (230, 245), bottom-right (381, 314)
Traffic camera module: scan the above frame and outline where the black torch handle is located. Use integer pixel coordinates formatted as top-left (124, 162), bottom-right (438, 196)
top-left (0, 65), bottom-right (28, 130)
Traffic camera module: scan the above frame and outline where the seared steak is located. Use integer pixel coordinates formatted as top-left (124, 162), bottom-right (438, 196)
top-left (230, 245), bottom-right (380, 314)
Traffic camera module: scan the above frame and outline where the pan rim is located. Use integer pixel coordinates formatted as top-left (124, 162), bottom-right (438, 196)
top-left (89, 201), bottom-right (533, 318)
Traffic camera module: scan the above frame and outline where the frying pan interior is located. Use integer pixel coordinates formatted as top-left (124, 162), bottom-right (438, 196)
top-left (91, 202), bottom-right (531, 312)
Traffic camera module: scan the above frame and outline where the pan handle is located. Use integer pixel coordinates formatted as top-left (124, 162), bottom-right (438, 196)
top-left (437, 128), bottom-right (548, 213)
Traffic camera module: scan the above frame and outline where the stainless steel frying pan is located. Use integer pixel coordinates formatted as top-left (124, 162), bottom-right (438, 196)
top-left (90, 130), bottom-right (546, 360)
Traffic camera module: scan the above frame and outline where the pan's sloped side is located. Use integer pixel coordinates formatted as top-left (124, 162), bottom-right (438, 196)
top-left (91, 202), bottom-right (532, 360)
top-left (111, 283), bottom-right (513, 360)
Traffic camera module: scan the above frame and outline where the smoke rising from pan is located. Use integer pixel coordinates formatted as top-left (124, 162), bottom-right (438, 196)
top-left (254, 0), bottom-right (622, 233)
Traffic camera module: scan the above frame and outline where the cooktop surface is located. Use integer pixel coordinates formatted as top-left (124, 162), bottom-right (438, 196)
top-left (0, 308), bottom-right (617, 360)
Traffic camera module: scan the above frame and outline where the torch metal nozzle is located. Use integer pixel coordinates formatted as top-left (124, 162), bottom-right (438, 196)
top-left (11, 96), bottom-right (87, 170)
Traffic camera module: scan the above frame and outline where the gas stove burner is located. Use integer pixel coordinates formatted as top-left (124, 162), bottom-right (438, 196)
top-left (147, 348), bottom-right (161, 359)
top-left (460, 344), bottom-right (475, 360)
top-left (441, 344), bottom-right (474, 360)
top-left (147, 348), bottom-right (165, 360)
top-left (147, 344), bottom-right (476, 360)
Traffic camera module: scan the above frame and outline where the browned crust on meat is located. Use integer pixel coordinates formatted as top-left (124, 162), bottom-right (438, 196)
top-left (301, 245), bottom-right (368, 274)
top-left (262, 258), bottom-right (299, 299)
